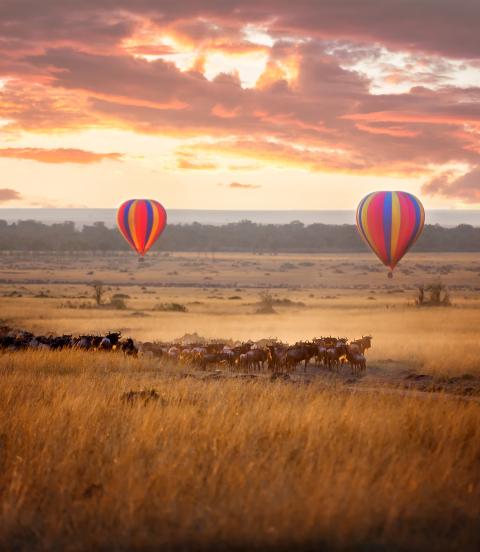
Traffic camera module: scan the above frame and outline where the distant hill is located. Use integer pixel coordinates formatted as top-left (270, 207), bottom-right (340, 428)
top-left (0, 219), bottom-right (479, 252)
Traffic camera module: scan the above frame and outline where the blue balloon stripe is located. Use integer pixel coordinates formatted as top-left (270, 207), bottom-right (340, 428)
top-left (356, 191), bottom-right (425, 272)
top-left (145, 200), bottom-right (154, 247)
top-left (383, 192), bottom-right (392, 266)
top-left (406, 193), bottom-right (422, 250)
top-left (122, 200), bottom-right (135, 246)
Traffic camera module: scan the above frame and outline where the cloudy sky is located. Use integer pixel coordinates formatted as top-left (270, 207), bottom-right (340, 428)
top-left (0, 0), bottom-right (479, 209)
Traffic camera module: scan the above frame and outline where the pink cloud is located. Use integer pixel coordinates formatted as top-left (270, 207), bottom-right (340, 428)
top-left (1, 2), bottom-right (479, 59)
top-left (0, 147), bottom-right (123, 164)
top-left (221, 182), bottom-right (261, 189)
top-left (0, 188), bottom-right (22, 203)
top-left (422, 167), bottom-right (480, 203)
top-left (0, 3), bottom-right (479, 182)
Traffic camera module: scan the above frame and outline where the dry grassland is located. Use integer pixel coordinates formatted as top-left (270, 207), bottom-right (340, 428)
top-left (1, 251), bottom-right (479, 550)
top-left (0, 351), bottom-right (479, 551)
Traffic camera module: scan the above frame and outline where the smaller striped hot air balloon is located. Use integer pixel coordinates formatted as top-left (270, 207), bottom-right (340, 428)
top-left (356, 191), bottom-right (425, 277)
top-left (117, 199), bottom-right (167, 256)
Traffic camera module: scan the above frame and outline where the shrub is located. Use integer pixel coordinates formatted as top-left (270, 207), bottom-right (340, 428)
top-left (416, 282), bottom-right (451, 307)
top-left (109, 297), bottom-right (128, 310)
top-left (255, 291), bottom-right (276, 314)
top-left (153, 303), bottom-right (188, 313)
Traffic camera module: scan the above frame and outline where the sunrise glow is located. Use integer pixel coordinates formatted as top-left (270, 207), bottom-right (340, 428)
top-left (1, 2), bottom-right (479, 208)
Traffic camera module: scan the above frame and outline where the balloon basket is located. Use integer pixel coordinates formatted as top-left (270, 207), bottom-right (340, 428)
top-left (387, 271), bottom-right (393, 279)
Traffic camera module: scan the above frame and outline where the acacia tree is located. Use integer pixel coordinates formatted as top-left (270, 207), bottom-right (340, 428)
top-left (91, 281), bottom-right (106, 306)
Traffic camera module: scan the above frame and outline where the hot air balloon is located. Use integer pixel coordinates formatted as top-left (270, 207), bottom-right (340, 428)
top-left (356, 191), bottom-right (425, 277)
top-left (117, 199), bottom-right (167, 256)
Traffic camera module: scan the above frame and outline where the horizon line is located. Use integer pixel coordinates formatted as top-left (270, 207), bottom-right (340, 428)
top-left (1, 207), bottom-right (479, 212)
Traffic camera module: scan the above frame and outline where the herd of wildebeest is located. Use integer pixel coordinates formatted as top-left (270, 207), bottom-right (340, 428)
top-left (0, 325), bottom-right (372, 375)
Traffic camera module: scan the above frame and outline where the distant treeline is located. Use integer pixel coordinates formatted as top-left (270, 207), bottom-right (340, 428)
top-left (0, 219), bottom-right (479, 253)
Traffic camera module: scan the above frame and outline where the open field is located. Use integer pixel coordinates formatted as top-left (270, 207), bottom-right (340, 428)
top-left (1, 351), bottom-right (479, 551)
top-left (1, 251), bottom-right (480, 377)
top-left (1, 251), bottom-right (480, 550)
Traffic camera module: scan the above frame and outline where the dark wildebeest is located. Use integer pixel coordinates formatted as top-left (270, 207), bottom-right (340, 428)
top-left (98, 332), bottom-right (122, 351)
top-left (350, 336), bottom-right (372, 355)
top-left (267, 344), bottom-right (289, 373)
top-left (139, 342), bottom-right (164, 359)
top-left (346, 345), bottom-right (367, 374)
top-left (240, 347), bottom-right (268, 372)
top-left (285, 342), bottom-right (317, 372)
top-left (313, 338), bottom-right (327, 366)
top-left (200, 353), bottom-right (223, 370)
top-left (50, 335), bottom-right (73, 350)
top-left (120, 338), bottom-right (138, 356)
top-left (325, 339), bottom-right (348, 372)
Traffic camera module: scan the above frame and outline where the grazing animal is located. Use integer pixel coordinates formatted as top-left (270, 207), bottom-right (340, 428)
top-left (285, 342), bottom-right (317, 372)
top-left (200, 353), bottom-right (221, 370)
top-left (0, 327), bottom-right (372, 377)
top-left (350, 336), bottom-right (373, 355)
top-left (314, 339), bottom-right (327, 366)
top-left (139, 342), bottom-right (164, 358)
top-left (74, 336), bottom-right (92, 350)
top-left (347, 346), bottom-right (367, 374)
top-left (325, 339), bottom-right (348, 372)
top-left (241, 348), bottom-right (268, 372)
top-left (99, 337), bottom-right (113, 351)
top-left (267, 344), bottom-right (288, 373)
top-left (121, 338), bottom-right (138, 356)
top-left (220, 347), bottom-right (237, 368)
top-left (167, 346), bottom-right (180, 361)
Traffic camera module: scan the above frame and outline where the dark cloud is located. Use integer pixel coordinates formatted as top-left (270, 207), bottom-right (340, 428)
top-left (1, 1), bottom-right (480, 58)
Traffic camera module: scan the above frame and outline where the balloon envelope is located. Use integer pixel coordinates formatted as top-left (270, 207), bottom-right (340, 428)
top-left (356, 191), bottom-right (425, 270)
top-left (117, 199), bottom-right (167, 255)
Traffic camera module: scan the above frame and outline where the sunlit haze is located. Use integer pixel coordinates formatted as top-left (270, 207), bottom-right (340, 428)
top-left (1, 2), bottom-right (479, 209)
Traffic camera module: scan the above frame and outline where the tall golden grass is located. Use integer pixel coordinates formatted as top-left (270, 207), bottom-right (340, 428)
top-left (0, 351), bottom-right (479, 551)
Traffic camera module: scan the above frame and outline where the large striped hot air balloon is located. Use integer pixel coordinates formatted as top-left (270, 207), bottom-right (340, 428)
top-left (117, 199), bottom-right (167, 256)
top-left (356, 191), bottom-right (425, 277)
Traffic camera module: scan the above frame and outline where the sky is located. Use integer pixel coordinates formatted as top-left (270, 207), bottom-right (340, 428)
top-left (0, 0), bottom-right (479, 210)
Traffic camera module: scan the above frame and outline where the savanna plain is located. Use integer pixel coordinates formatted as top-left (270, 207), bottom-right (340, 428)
top-left (0, 251), bottom-right (479, 551)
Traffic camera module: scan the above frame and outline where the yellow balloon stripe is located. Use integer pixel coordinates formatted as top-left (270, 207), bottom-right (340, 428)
top-left (390, 192), bottom-right (401, 263)
top-left (145, 204), bottom-right (160, 252)
top-left (361, 194), bottom-right (382, 259)
top-left (128, 200), bottom-right (141, 252)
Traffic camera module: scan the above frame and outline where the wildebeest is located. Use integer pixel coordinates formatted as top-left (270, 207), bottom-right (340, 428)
top-left (1, 326), bottom-right (371, 376)
top-left (121, 338), bottom-right (138, 356)
top-left (0, 327), bottom-right (138, 357)
top-left (98, 332), bottom-right (122, 351)
top-left (346, 345), bottom-right (367, 374)
top-left (350, 336), bottom-right (373, 354)
top-left (325, 339), bottom-right (348, 372)
top-left (285, 342), bottom-right (317, 372)
top-left (267, 344), bottom-right (288, 372)
top-left (139, 342), bottom-right (164, 358)
top-left (238, 346), bottom-right (268, 372)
